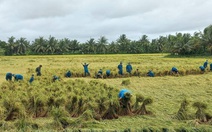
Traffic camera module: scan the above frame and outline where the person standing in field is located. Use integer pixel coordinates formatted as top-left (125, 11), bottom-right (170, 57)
top-left (5, 72), bottom-right (13, 81)
top-left (106, 70), bottom-right (111, 77)
top-left (29, 74), bottom-right (34, 83)
top-left (118, 62), bottom-right (123, 75)
top-left (203, 60), bottom-right (208, 68)
top-left (36, 65), bottom-right (42, 76)
top-left (126, 62), bottom-right (133, 75)
top-left (13, 74), bottom-right (23, 81)
top-left (82, 63), bottom-right (90, 76)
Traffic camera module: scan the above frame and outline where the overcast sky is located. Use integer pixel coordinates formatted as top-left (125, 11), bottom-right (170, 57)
top-left (0, 0), bottom-right (211, 42)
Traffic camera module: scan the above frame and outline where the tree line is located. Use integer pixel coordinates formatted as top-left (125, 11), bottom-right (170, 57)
top-left (0, 25), bottom-right (211, 56)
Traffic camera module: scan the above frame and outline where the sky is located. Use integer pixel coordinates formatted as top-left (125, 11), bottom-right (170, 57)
top-left (0, 0), bottom-right (212, 43)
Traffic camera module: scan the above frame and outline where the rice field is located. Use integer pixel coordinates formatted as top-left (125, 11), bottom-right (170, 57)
top-left (0, 54), bottom-right (211, 131)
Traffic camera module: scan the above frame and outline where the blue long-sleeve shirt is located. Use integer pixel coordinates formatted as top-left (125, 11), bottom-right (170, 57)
top-left (118, 89), bottom-right (131, 99)
top-left (6, 73), bottom-right (13, 81)
top-left (147, 71), bottom-right (154, 77)
top-left (203, 61), bottom-right (208, 68)
top-left (172, 67), bottom-right (178, 72)
top-left (126, 64), bottom-right (132, 73)
top-left (14, 74), bottom-right (23, 81)
top-left (29, 76), bottom-right (34, 83)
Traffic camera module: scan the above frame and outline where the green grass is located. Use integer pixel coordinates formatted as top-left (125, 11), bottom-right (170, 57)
top-left (0, 54), bottom-right (212, 131)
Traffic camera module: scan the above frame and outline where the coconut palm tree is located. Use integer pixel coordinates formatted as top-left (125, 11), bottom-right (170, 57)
top-left (202, 25), bottom-right (212, 54)
top-left (85, 38), bottom-right (96, 54)
top-left (16, 37), bottom-right (29, 55)
top-left (5, 36), bottom-right (16, 55)
top-left (97, 36), bottom-right (108, 54)
top-left (117, 34), bottom-right (131, 53)
top-left (45, 36), bottom-right (58, 54)
top-left (31, 37), bottom-right (47, 54)
top-left (138, 35), bottom-right (150, 53)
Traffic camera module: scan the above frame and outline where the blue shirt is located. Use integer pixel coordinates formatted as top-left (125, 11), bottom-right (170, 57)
top-left (203, 61), bottom-right (208, 68)
top-left (147, 71), bottom-right (154, 77)
top-left (199, 66), bottom-right (205, 71)
top-left (29, 76), bottom-right (34, 83)
top-left (83, 64), bottom-right (89, 72)
top-left (126, 64), bottom-right (132, 73)
top-left (118, 64), bottom-right (123, 71)
top-left (14, 74), bottom-right (23, 80)
top-left (172, 67), bottom-right (178, 72)
top-left (6, 73), bottom-right (13, 80)
top-left (118, 89), bottom-right (131, 99)
top-left (66, 71), bottom-right (71, 77)
top-left (106, 70), bottom-right (110, 75)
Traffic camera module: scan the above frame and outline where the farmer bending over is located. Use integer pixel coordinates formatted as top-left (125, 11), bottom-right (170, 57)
top-left (199, 66), bottom-right (205, 72)
top-left (171, 67), bottom-right (179, 74)
top-left (147, 70), bottom-right (154, 77)
top-left (13, 74), bottom-right (23, 81)
top-left (96, 69), bottom-right (103, 79)
top-left (65, 70), bottom-right (71, 78)
top-left (5, 72), bottom-right (13, 81)
top-left (118, 89), bottom-right (132, 110)
top-left (53, 75), bottom-right (60, 82)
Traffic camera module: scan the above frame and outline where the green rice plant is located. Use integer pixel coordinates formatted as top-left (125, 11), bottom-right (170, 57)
top-left (102, 101), bottom-right (119, 120)
top-left (3, 96), bottom-right (25, 121)
top-left (134, 97), bottom-right (153, 115)
top-left (50, 107), bottom-right (70, 130)
top-left (14, 117), bottom-right (34, 131)
top-left (173, 99), bottom-right (189, 120)
top-left (95, 96), bottom-right (107, 115)
top-left (192, 102), bottom-right (208, 122)
top-left (27, 94), bottom-right (47, 118)
top-left (78, 109), bottom-right (94, 121)
top-left (121, 79), bottom-right (131, 86)
top-left (65, 95), bottom-right (78, 115)
top-left (133, 94), bottom-right (145, 111)
top-left (71, 97), bottom-right (86, 117)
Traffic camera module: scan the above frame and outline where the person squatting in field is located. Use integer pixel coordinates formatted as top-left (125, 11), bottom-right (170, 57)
top-left (118, 62), bottom-right (123, 75)
top-left (36, 65), bottom-right (42, 76)
top-left (171, 67), bottom-right (179, 74)
top-left (82, 63), bottom-right (90, 76)
top-left (126, 62), bottom-right (133, 75)
top-left (52, 75), bottom-right (60, 82)
top-left (5, 72), bottom-right (13, 81)
top-left (96, 69), bottom-right (103, 79)
top-left (199, 65), bottom-right (205, 72)
top-left (65, 70), bottom-right (71, 78)
top-left (13, 74), bottom-right (23, 81)
top-left (147, 70), bottom-right (154, 77)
